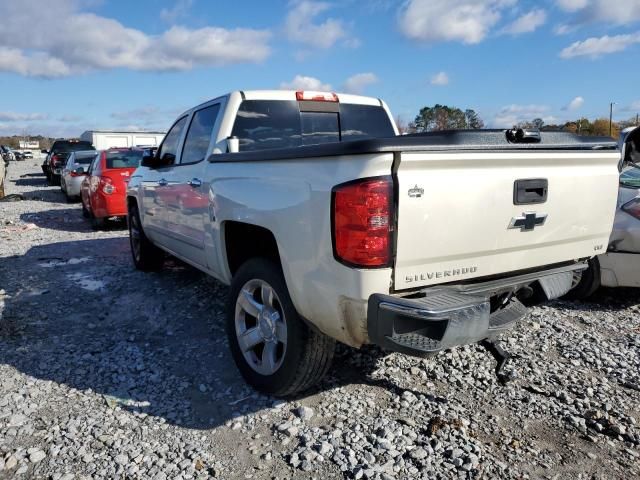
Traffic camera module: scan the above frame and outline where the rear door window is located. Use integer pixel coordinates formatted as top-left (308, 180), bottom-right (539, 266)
top-left (157, 116), bottom-right (188, 165)
top-left (181, 104), bottom-right (220, 164)
top-left (74, 152), bottom-right (98, 165)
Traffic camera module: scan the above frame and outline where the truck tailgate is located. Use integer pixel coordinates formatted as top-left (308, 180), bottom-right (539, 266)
top-left (394, 151), bottom-right (620, 290)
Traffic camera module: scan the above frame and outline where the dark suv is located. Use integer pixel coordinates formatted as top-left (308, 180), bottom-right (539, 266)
top-left (42, 139), bottom-right (95, 185)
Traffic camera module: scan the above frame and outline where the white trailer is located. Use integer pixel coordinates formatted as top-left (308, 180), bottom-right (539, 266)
top-left (80, 130), bottom-right (165, 150)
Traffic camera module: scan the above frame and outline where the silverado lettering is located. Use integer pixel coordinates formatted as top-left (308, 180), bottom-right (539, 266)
top-left (405, 267), bottom-right (478, 283)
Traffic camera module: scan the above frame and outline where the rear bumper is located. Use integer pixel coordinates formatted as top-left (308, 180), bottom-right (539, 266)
top-left (93, 193), bottom-right (128, 219)
top-left (367, 263), bottom-right (583, 356)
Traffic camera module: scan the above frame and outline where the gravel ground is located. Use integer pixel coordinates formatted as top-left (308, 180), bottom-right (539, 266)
top-left (1, 160), bottom-right (639, 480)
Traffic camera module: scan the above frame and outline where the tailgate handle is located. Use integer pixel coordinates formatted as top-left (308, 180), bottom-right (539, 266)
top-left (514, 179), bottom-right (547, 205)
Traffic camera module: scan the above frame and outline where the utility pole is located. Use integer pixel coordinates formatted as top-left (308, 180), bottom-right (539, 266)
top-left (636, 113), bottom-right (639, 126)
top-left (609, 102), bottom-right (616, 137)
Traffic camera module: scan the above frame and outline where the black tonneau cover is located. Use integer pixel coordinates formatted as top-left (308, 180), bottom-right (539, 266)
top-left (209, 130), bottom-right (617, 163)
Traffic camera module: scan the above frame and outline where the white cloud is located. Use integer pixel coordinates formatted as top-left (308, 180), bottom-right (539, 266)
top-left (563, 96), bottom-right (585, 111)
top-left (560, 32), bottom-right (640, 59)
top-left (398, 0), bottom-right (516, 45)
top-left (280, 75), bottom-right (332, 91)
top-left (501, 9), bottom-right (547, 35)
top-left (556, 0), bottom-right (589, 12)
top-left (553, 24), bottom-right (574, 35)
top-left (343, 73), bottom-right (378, 94)
top-left (0, 0), bottom-right (271, 78)
top-left (285, 1), bottom-right (351, 49)
top-left (160, 0), bottom-right (193, 22)
top-left (0, 111), bottom-right (48, 122)
top-left (430, 71), bottom-right (449, 86)
top-left (493, 104), bottom-right (554, 127)
top-left (556, 0), bottom-right (640, 25)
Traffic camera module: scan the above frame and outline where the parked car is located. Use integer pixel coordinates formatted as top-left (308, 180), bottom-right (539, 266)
top-left (568, 126), bottom-right (640, 297)
top-left (42, 139), bottom-right (95, 185)
top-left (81, 148), bottom-right (144, 229)
top-left (127, 90), bottom-right (620, 396)
top-left (22, 150), bottom-right (33, 159)
top-left (60, 150), bottom-right (98, 202)
top-left (1, 145), bottom-right (15, 162)
top-left (0, 150), bottom-right (5, 198)
top-left (13, 150), bottom-right (24, 161)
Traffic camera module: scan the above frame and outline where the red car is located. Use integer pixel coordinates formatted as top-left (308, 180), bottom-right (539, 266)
top-left (81, 148), bottom-right (143, 229)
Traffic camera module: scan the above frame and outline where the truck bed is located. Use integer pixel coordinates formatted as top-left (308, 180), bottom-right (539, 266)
top-left (209, 130), bottom-right (619, 291)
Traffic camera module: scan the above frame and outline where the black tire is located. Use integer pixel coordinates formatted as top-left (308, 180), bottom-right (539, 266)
top-left (91, 215), bottom-right (105, 230)
top-left (564, 257), bottom-right (601, 300)
top-left (128, 202), bottom-right (164, 271)
top-left (81, 200), bottom-right (90, 218)
top-left (226, 258), bottom-right (335, 397)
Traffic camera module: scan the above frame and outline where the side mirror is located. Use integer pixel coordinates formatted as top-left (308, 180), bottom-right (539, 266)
top-left (226, 136), bottom-right (239, 153)
top-left (141, 150), bottom-right (158, 168)
top-left (41, 149), bottom-right (48, 154)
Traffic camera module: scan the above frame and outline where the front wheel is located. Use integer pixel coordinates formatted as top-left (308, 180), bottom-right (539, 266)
top-left (128, 202), bottom-right (164, 271)
top-left (226, 258), bottom-right (335, 397)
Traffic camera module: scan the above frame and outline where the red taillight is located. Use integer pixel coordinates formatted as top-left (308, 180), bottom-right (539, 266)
top-left (296, 90), bottom-right (339, 102)
top-left (333, 177), bottom-right (393, 268)
top-left (622, 198), bottom-right (640, 219)
top-left (100, 177), bottom-right (115, 194)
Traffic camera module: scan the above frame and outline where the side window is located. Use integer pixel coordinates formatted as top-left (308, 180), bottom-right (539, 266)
top-left (231, 100), bottom-right (301, 152)
top-left (157, 116), bottom-right (188, 166)
top-left (88, 154), bottom-right (101, 175)
top-left (181, 104), bottom-right (220, 164)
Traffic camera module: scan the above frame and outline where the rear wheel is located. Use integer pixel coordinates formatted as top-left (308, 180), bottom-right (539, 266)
top-left (226, 258), bottom-right (335, 397)
top-left (564, 257), bottom-right (601, 300)
top-left (128, 202), bottom-right (164, 271)
top-left (90, 214), bottom-right (105, 230)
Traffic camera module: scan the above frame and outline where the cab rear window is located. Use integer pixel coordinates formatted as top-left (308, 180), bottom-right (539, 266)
top-left (52, 141), bottom-right (95, 152)
top-left (231, 100), bottom-right (395, 152)
top-left (106, 150), bottom-right (143, 169)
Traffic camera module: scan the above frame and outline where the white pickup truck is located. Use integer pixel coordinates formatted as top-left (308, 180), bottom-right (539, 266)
top-left (127, 90), bottom-right (620, 396)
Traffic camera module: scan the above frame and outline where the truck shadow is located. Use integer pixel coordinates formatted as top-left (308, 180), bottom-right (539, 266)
top-left (0, 238), bottom-right (373, 431)
top-left (2, 237), bottom-right (637, 431)
top-left (12, 177), bottom-right (48, 187)
top-left (19, 208), bottom-right (127, 232)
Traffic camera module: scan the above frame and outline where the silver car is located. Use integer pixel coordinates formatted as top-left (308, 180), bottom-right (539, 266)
top-left (60, 150), bottom-right (98, 202)
top-left (569, 126), bottom-right (640, 297)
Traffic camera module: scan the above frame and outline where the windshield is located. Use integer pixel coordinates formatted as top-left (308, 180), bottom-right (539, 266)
top-left (74, 151), bottom-right (98, 165)
top-left (620, 165), bottom-right (640, 188)
top-left (106, 150), bottom-right (143, 169)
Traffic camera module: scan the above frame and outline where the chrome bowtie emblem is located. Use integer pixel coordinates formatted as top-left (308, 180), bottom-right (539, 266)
top-left (509, 212), bottom-right (547, 231)
top-left (408, 185), bottom-right (424, 198)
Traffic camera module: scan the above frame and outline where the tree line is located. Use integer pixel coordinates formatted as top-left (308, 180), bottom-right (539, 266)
top-left (400, 104), bottom-right (639, 139)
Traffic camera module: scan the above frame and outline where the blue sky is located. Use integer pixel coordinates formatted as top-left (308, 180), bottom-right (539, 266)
top-left (0, 0), bottom-right (639, 137)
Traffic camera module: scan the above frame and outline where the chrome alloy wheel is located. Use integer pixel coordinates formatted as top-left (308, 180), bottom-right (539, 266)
top-left (235, 279), bottom-right (287, 376)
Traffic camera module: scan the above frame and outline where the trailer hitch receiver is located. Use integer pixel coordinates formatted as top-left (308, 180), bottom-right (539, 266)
top-left (480, 339), bottom-right (518, 385)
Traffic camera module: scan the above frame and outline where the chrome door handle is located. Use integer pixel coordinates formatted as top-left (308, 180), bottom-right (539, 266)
top-left (188, 178), bottom-right (202, 188)
top-left (158, 178), bottom-right (168, 186)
